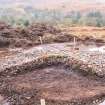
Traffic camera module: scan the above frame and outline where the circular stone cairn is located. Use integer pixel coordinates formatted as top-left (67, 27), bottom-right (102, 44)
top-left (0, 55), bottom-right (105, 105)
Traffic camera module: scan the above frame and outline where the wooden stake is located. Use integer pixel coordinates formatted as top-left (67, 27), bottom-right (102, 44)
top-left (40, 99), bottom-right (46, 105)
top-left (39, 36), bottom-right (43, 44)
top-left (73, 37), bottom-right (76, 50)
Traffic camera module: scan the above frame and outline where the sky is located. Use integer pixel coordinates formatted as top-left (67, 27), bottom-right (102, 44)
top-left (0, 0), bottom-right (105, 4)
top-left (0, 0), bottom-right (105, 7)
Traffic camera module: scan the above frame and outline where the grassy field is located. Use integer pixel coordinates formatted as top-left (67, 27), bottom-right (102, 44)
top-left (60, 26), bottom-right (105, 40)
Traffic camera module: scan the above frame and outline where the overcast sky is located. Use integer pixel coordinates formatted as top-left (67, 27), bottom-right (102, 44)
top-left (28, 0), bottom-right (105, 3)
top-left (0, 0), bottom-right (105, 6)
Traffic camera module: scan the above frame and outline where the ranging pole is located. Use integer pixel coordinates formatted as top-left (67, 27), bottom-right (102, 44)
top-left (40, 99), bottom-right (46, 105)
top-left (73, 37), bottom-right (76, 50)
top-left (39, 36), bottom-right (43, 44)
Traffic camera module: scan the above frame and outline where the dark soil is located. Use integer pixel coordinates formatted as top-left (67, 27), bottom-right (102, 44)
top-left (0, 22), bottom-right (104, 48)
top-left (0, 22), bottom-right (80, 48)
top-left (0, 65), bottom-right (105, 105)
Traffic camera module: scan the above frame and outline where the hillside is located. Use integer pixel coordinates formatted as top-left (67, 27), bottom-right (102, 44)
top-left (0, 0), bottom-right (105, 12)
top-left (1, 0), bottom-right (105, 12)
top-left (58, 1), bottom-right (105, 12)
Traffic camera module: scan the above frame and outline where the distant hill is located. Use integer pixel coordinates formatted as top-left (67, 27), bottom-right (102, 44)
top-left (57, 0), bottom-right (105, 13)
top-left (0, 0), bottom-right (105, 12)
top-left (0, 0), bottom-right (105, 27)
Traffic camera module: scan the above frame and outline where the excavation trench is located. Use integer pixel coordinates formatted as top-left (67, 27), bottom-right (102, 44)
top-left (0, 55), bottom-right (105, 105)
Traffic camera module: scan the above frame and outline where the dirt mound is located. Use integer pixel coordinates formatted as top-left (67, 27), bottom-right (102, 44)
top-left (0, 22), bottom-right (81, 48)
top-left (0, 22), bottom-right (104, 48)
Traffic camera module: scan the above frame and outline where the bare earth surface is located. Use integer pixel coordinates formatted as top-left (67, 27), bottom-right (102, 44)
top-left (0, 43), bottom-right (105, 105)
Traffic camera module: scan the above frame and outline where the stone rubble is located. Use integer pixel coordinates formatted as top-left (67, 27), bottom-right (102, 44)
top-left (0, 43), bottom-right (105, 77)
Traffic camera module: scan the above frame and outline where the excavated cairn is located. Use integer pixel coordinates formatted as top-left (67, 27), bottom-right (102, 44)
top-left (0, 55), bottom-right (105, 105)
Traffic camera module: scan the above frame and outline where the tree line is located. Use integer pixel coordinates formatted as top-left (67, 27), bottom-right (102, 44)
top-left (0, 7), bottom-right (105, 27)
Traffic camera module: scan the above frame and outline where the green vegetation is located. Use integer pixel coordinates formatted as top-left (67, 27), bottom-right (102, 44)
top-left (0, 7), bottom-right (105, 27)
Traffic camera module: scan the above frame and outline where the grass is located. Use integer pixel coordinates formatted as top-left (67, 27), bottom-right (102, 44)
top-left (60, 26), bottom-right (105, 40)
